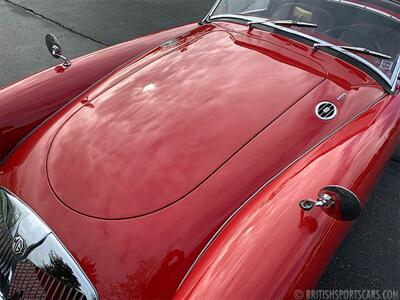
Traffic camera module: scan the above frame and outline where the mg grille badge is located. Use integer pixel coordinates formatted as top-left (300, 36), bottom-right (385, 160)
top-left (12, 236), bottom-right (26, 256)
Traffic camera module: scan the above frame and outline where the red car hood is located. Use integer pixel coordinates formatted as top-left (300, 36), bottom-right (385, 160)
top-left (47, 30), bottom-right (326, 219)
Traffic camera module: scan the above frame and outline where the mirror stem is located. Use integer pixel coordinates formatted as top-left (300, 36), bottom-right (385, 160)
top-left (52, 49), bottom-right (71, 67)
top-left (58, 54), bottom-right (72, 67)
top-left (299, 193), bottom-right (334, 211)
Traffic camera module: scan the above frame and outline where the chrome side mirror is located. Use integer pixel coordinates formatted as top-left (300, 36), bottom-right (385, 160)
top-left (45, 33), bottom-right (71, 67)
top-left (299, 186), bottom-right (361, 221)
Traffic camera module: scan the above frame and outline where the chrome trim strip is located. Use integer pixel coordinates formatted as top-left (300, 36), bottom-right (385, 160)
top-left (177, 92), bottom-right (388, 290)
top-left (342, 1), bottom-right (365, 8)
top-left (390, 56), bottom-right (400, 93)
top-left (336, 0), bottom-right (400, 22)
top-left (366, 7), bottom-right (392, 18)
top-left (240, 8), bottom-right (268, 14)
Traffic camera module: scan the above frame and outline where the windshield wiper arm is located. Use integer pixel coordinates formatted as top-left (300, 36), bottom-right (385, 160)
top-left (272, 20), bottom-right (318, 27)
top-left (248, 19), bottom-right (318, 28)
top-left (313, 43), bottom-right (392, 59)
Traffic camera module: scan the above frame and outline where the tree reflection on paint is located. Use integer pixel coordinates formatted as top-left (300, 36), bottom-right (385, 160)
top-left (107, 250), bottom-right (185, 299)
top-left (78, 255), bottom-right (99, 286)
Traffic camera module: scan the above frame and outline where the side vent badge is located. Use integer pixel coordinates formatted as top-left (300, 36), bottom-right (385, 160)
top-left (315, 101), bottom-right (338, 120)
top-left (337, 92), bottom-right (347, 101)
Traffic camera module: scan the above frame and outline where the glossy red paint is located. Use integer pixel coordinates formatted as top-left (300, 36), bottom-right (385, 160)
top-left (175, 92), bottom-right (400, 300)
top-left (47, 30), bottom-right (326, 219)
top-left (0, 20), bottom-right (398, 300)
top-left (0, 23), bottom-right (199, 162)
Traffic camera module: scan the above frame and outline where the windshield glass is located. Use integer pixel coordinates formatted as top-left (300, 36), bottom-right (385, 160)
top-left (210, 0), bottom-right (400, 80)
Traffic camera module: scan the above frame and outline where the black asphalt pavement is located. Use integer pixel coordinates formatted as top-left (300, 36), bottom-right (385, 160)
top-left (1, 0), bottom-right (399, 293)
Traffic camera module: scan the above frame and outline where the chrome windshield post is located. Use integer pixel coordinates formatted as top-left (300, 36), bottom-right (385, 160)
top-left (202, 0), bottom-right (223, 23)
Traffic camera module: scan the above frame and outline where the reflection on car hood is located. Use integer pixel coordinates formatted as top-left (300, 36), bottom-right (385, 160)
top-left (46, 30), bottom-right (326, 219)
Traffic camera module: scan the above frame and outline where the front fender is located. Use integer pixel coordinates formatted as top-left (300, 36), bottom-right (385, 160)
top-left (175, 92), bottom-right (400, 300)
top-left (0, 23), bottom-right (199, 163)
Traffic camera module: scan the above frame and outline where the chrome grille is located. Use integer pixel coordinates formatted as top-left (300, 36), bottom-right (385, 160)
top-left (0, 234), bottom-right (14, 297)
top-left (315, 101), bottom-right (338, 120)
top-left (7, 260), bottom-right (86, 300)
top-left (0, 190), bottom-right (18, 297)
top-left (0, 188), bottom-right (98, 300)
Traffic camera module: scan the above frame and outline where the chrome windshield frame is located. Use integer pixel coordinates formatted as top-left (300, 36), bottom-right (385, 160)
top-left (203, 0), bottom-right (223, 23)
top-left (204, 0), bottom-right (400, 94)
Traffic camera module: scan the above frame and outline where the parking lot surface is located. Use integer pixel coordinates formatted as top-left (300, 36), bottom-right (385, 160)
top-left (1, 0), bottom-right (399, 291)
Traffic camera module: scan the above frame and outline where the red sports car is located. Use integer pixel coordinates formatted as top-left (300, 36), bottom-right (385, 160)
top-left (0, 0), bottom-right (399, 299)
